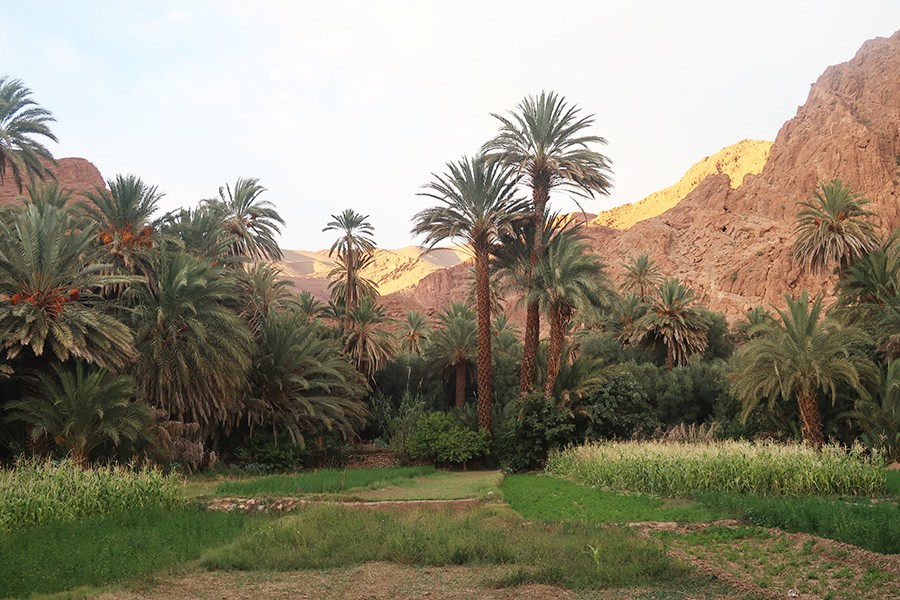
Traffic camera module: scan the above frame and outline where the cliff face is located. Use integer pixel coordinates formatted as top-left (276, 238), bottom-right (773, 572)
top-left (394, 30), bottom-right (900, 320)
top-left (591, 139), bottom-right (772, 230)
top-left (0, 158), bottom-right (105, 205)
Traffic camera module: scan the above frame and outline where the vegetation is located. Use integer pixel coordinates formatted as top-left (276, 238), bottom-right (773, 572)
top-left (201, 504), bottom-right (684, 590)
top-left (546, 441), bottom-right (886, 496)
top-left (0, 76), bottom-right (58, 191)
top-left (214, 466), bottom-right (434, 496)
top-left (0, 459), bottom-right (182, 530)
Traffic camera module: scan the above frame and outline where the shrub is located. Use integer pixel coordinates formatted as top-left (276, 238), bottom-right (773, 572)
top-left (406, 412), bottom-right (488, 466)
top-left (0, 458), bottom-right (183, 531)
top-left (578, 369), bottom-right (660, 440)
top-left (494, 393), bottom-right (573, 472)
top-left (546, 441), bottom-right (885, 497)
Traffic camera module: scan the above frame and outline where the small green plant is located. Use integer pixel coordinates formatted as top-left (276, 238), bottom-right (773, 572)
top-left (215, 466), bottom-right (434, 496)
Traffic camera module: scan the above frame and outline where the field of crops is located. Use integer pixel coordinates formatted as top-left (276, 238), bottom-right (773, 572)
top-left (545, 441), bottom-right (886, 496)
top-left (0, 459), bottom-right (183, 530)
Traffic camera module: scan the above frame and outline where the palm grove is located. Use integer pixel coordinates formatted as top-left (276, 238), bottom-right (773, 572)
top-left (0, 78), bottom-right (897, 471)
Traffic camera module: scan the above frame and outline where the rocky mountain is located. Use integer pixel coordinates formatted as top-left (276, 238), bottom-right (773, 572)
top-left (0, 158), bottom-right (105, 205)
top-left (392, 30), bottom-right (900, 321)
top-left (591, 139), bottom-right (771, 230)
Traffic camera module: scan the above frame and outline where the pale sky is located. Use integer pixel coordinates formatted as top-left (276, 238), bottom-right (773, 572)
top-left (4, 1), bottom-right (899, 249)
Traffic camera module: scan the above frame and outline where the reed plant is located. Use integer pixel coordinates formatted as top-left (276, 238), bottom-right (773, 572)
top-left (546, 441), bottom-right (885, 496)
top-left (0, 458), bottom-right (183, 530)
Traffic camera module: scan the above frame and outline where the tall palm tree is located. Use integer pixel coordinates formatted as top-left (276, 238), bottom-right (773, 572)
top-left (412, 155), bottom-right (528, 432)
top-left (483, 92), bottom-right (612, 394)
top-left (206, 177), bottom-right (284, 262)
top-left (731, 291), bottom-right (877, 449)
top-left (238, 263), bottom-right (296, 338)
top-left (399, 311), bottom-right (431, 355)
top-left (631, 278), bottom-right (709, 370)
top-left (427, 302), bottom-right (477, 408)
top-left (850, 359), bottom-right (900, 461)
top-left (0, 200), bottom-right (136, 368)
top-left (622, 254), bottom-right (664, 301)
top-left (6, 362), bottom-right (151, 466)
top-left (529, 232), bottom-right (612, 398)
top-left (131, 251), bottom-right (253, 434)
top-left (0, 77), bottom-right (58, 191)
top-left (246, 310), bottom-right (368, 446)
top-left (159, 205), bottom-right (237, 264)
top-left (323, 209), bottom-right (377, 319)
top-left (327, 250), bottom-right (378, 309)
top-left (792, 179), bottom-right (880, 274)
top-left (343, 297), bottom-right (396, 379)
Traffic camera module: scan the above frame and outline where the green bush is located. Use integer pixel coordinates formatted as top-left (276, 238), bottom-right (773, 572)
top-left (0, 458), bottom-right (183, 531)
top-left (494, 393), bottom-right (573, 472)
top-left (406, 412), bottom-right (488, 465)
top-left (578, 369), bottom-right (660, 440)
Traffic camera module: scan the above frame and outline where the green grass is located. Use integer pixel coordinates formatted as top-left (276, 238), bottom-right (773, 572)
top-left (0, 507), bottom-right (250, 598)
top-left (884, 469), bottom-right (900, 495)
top-left (213, 466), bottom-right (435, 497)
top-left (351, 470), bottom-right (503, 500)
top-left (502, 474), bottom-right (724, 523)
top-left (202, 504), bottom-right (687, 590)
top-left (697, 493), bottom-right (900, 554)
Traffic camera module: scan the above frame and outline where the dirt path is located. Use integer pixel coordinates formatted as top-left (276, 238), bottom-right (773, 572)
top-left (206, 496), bottom-right (484, 514)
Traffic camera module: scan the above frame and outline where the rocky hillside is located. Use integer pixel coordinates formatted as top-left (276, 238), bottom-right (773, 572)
top-left (394, 30), bottom-right (900, 321)
top-left (0, 158), bottom-right (105, 205)
top-left (591, 139), bottom-right (772, 230)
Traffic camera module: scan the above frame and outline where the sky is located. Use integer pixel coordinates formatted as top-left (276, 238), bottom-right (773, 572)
top-left (4, 1), bottom-right (900, 249)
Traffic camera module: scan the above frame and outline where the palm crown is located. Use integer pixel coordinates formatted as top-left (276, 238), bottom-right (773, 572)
top-left (0, 76), bottom-right (58, 191)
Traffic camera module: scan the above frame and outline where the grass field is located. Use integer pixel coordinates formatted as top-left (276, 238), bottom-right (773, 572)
top-left (3, 460), bottom-right (898, 599)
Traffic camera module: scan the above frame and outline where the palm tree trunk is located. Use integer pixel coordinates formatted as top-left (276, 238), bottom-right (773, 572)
top-left (797, 390), bottom-right (825, 450)
top-left (520, 181), bottom-right (549, 395)
top-left (474, 246), bottom-right (494, 433)
top-left (520, 303), bottom-right (540, 394)
top-left (455, 361), bottom-right (466, 408)
top-left (544, 304), bottom-right (567, 399)
top-left (666, 343), bottom-right (675, 371)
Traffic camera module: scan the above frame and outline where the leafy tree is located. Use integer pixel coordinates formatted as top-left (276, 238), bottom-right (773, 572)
top-left (0, 76), bottom-right (58, 191)
top-left (83, 174), bottom-right (162, 271)
top-left (323, 209), bottom-right (377, 319)
top-left (426, 302), bottom-right (476, 408)
top-left (483, 91), bottom-right (613, 394)
top-left (245, 310), bottom-right (368, 446)
top-left (850, 360), bottom-right (900, 461)
top-left (211, 178), bottom-right (284, 262)
top-left (792, 179), bottom-right (880, 273)
top-left (0, 199), bottom-right (136, 368)
top-left (622, 254), bottom-right (664, 300)
top-left (6, 362), bottom-right (151, 466)
top-left (399, 311), bottom-right (431, 355)
top-left (343, 297), bottom-right (396, 378)
top-left (131, 251), bottom-right (253, 434)
top-left (412, 155), bottom-right (528, 432)
top-left (529, 230), bottom-right (611, 397)
top-left (730, 291), bottom-right (878, 448)
top-left (630, 278), bottom-right (709, 370)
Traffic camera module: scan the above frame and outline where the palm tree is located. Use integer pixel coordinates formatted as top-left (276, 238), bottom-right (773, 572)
top-left (622, 254), bottom-right (664, 301)
top-left (399, 311), bottom-right (431, 355)
top-left (323, 209), bottom-right (377, 318)
top-left (246, 310), bottom-right (368, 446)
top-left (0, 77), bottom-right (58, 191)
top-left (327, 250), bottom-right (378, 309)
top-left (427, 302), bottom-right (477, 408)
top-left (159, 205), bottom-right (237, 264)
top-left (83, 174), bottom-right (163, 271)
top-left (631, 278), bottom-right (709, 370)
top-left (731, 291), bottom-right (878, 449)
top-left (295, 291), bottom-right (326, 325)
top-left (529, 232), bottom-right (612, 398)
top-left (792, 179), bottom-right (880, 274)
top-left (412, 155), bottom-right (528, 432)
top-left (131, 251), bottom-right (253, 434)
top-left (343, 297), bottom-right (396, 379)
top-left (0, 200), bottom-right (136, 368)
top-left (238, 263), bottom-right (296, 338)
top-left (483, 91), bottom-right (613, 394)
top-left (206, 177), bottom-right (284, 262)
top-left (6, 362), bottom-right (151, 466)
